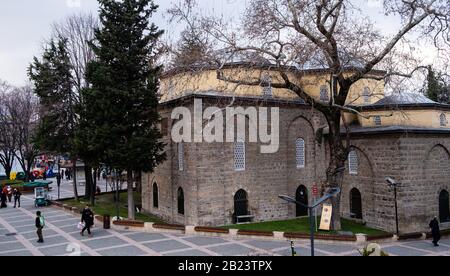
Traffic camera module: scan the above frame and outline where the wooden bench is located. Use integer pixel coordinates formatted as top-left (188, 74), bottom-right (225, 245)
top-left (236, 215), bottom-right (255, 224)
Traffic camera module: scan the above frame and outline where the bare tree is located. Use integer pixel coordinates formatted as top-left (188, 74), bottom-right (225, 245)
top-left (0, 80), bottom-right (17, 179)
top-left (51, 12), bottom-right (99, 93)
top-left (50, 12), bottom-right (99, 200)
top-left (10, 85), bottom-right (40, 182)
top-left (169, 0), bottom-right (450, 230)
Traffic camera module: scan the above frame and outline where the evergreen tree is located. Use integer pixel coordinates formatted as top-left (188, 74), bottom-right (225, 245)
top-left (426, 66), bottom-right (446, 103)
top-left (29, 38), bottom-right (80, 201)
top-left (172, 28), bottom-right (211, 69)
top-left (83, 0), bottom-right (166, 219)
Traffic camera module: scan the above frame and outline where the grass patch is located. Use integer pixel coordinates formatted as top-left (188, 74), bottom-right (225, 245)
top-left (63, 192), bottom-right (166, 224)
top-left (222, 217), bottom-right (388, 236)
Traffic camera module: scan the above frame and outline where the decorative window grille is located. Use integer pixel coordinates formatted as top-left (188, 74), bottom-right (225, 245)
top-left (262, 74), bottom-right (273, 98)
top-left (374, 116), bottom-right (382, 126)
top-left (178, 143), bottom-right (184, 171)
top-left (153, 183), bottom-right (159, 209)
top-left (296, 138), bottom-right (306, 169)
top-left (363, 87), bottom-right (371, 103)
top-left (440, 114), bottom-right (447, 127)
top-left (161, 118), bottom-right (168, 136)
top-left (177, 188), bottom-right (185, 215)
top-left (348, 150), bottom-right (358, 175)
top-left (320, 86), bottom-right (330, 102)
top-left (234, 140), bottom-right (246, 171)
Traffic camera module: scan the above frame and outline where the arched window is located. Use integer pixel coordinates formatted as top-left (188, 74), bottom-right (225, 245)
top-left (348, 150), bottom-right (358, 175)
top-left (320, 85), bottom-right (329, 102)
top-left (296, 138), bottom-right (305, 169)
top-left (262, 74), bottom-right (272, 98)
top-left (363, 87), bottom-right (371, 103)
top-left (153, 183), bottom-right (159, 209)
top-left (296, 186), bottom-right (309, 217)
top-left (234, 189), bottom-right (250, 223)
top-left (374, 116), bottom-right (382, 126)
top-left (440, 114), bottom-right (447, 127)
top-left (178, 143), bottom-right (184, 171)
top-left (177, 187), bottom-right (185, 215)
top-left (439, 190), bottom-right (450, 223)
top-left (234, 140), bottom-right (246, 171)
top-left (350, 188), bottom-right (363, 219)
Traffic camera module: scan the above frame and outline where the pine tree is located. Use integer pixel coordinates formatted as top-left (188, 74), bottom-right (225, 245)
top-left (83, 0), bottom-right (166, 220)
top-left (29, 38), bottom-right (80, 201)
top-left (426, 66), bottom-right (445, 103)
top-left (172, 28), bottom-right (211, 69)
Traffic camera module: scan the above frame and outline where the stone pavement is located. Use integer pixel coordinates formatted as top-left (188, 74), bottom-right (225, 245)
top-left (1, 195), bottom-right (450, 256)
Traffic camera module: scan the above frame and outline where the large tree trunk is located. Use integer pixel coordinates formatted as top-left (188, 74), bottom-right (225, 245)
top-left (72, 158), bottom-right (79, 201)
top-left (84, 165), bottom-right (92, 200)
top-left (127, 168), bottom-right (135, 220)
top-left (326, 116), bottom-right (348, 231)
top-left (91, 168), bottom-right (97, 206)
top-left (135, 171), bottom-right (142, 194)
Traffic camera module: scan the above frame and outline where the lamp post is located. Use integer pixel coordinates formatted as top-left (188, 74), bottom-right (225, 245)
top-left (279, 187), bottom-right (341, 257)
top-left (386, 177), bottom-right (400, 237)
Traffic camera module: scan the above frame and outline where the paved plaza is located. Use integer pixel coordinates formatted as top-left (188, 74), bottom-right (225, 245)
top-left (1, 183), bottom-right (450, 256)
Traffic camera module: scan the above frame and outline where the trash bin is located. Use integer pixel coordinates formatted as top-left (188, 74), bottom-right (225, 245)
top-left (103, 215), bottom-right (111, 229)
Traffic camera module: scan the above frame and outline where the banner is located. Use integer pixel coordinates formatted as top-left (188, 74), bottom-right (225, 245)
top-left (319, 204), bottom-right (333, 231)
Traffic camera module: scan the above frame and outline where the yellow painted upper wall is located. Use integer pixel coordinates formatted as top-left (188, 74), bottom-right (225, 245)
top-left (159, 68), bottom-right (385, 106)
top-left (358, 110), bottom-right (450, 129)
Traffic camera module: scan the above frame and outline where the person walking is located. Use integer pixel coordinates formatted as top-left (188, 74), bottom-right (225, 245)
top-left (6, 186), bottom-right (12, 203)
top-left (81, 205), bottom-right (94, 237)
top-left (429, 216), bottom-right (441, 247)
top-left (35, 211), bottom-right (45, 243)
top-left (13, 189), bottom-right (22, 208)
top-left (0, 189), bottom-right (7, 208)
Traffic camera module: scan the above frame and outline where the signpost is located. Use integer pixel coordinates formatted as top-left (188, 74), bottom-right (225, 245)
top-left (312, 184), bottom-right (319, 232)
top-left (279, 187), bottom-right (341, 256)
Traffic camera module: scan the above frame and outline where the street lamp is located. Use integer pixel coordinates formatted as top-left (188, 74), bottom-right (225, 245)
top-left (386, 177), bottom-right (401, 237)
top-left (279, 187), bottom-right (341, 257)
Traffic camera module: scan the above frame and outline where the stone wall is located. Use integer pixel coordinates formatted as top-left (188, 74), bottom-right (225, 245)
top-left (142, 95), bottom-right (450, 233)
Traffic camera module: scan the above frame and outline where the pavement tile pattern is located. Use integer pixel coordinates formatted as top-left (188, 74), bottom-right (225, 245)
top-left (1, 180), bottom-right (449, 256)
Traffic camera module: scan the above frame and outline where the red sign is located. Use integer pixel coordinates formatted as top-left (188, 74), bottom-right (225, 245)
top-left (312, 184), bottom-right (319, 197)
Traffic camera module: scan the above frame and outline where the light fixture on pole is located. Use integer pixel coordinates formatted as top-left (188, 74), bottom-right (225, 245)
top-left (386, 177), bottom-right (401, 237)
top-left (279, 187), bottom-right (341, 257)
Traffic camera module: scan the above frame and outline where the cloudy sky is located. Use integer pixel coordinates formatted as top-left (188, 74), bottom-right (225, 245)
top-left (0, 0), bottom-right (436, 86)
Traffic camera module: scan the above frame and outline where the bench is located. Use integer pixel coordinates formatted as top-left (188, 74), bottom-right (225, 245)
top-left (236, 215), bottom-right (255, 224)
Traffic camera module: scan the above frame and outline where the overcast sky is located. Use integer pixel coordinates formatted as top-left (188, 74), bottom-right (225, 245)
top-left (0, 0), bottom-right (436, 86)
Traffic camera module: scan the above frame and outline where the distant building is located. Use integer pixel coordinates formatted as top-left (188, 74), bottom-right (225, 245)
top-left (142, 63), bottom-right (450, 233)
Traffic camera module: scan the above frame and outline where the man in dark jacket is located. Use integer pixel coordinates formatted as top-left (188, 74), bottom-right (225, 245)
top-left (35, 211), bottom-right (44, 243)
top-left (0, 190), bottom-right (7, 208)
top-left (429, 217), bottom-right (441, 247)
top-left (13, 189), bottom-right (21, 208)
top-left (81, 205), bottom-right (94, 237)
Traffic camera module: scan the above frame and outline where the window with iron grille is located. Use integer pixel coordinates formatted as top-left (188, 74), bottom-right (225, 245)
top-left (363, 87), bottom-right (371, 103)
top-left (153, 183), bottom-right (159, 209)
top-left (161, 118), bottom-right (168, 136)
top-left (440, 114), bottom-right (447, 127)
top-left (177, 187), bottom-right (185, 215)
top-left (178, 143), bottom-right (184, 171)
top-left (262, 74), bottom-right (272, 98)
top-left (234, 140), bottom-right (246, 171)
top-left (348, 150), bottom-right (358, 175)
top-left (296, 138), bottom-right (305, 169)
top-left (320, 85), bottom-right (329, 102)
top-left (374, 116), bottom-right (382, 126)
